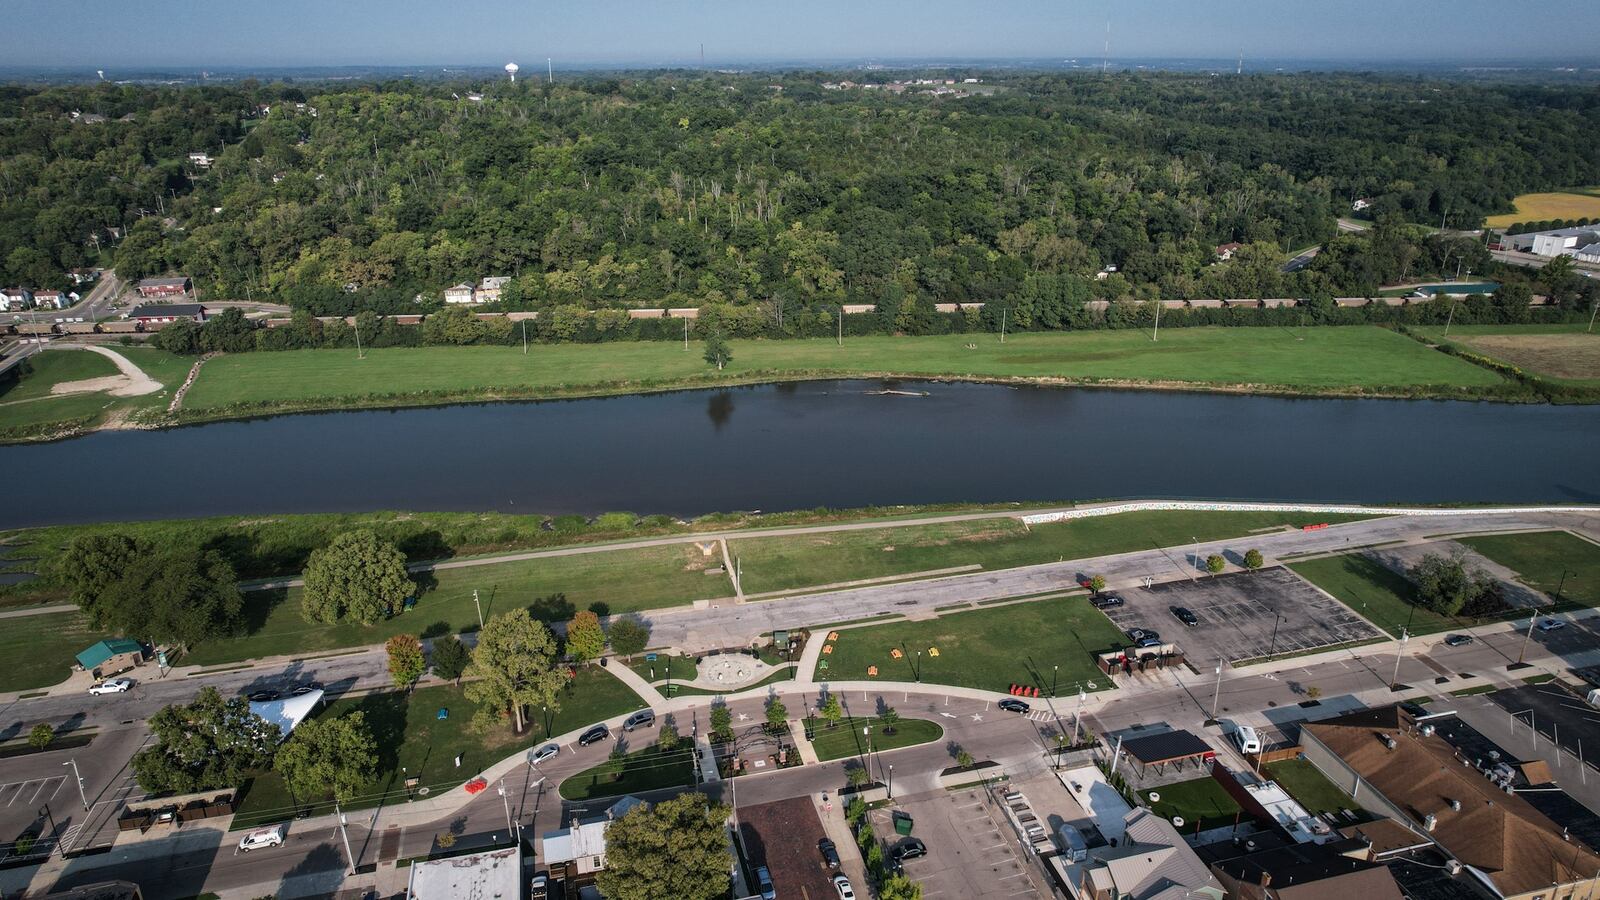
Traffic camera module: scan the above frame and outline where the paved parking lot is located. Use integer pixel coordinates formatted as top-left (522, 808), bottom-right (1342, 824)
top-left (869, 784), bottom-right (1048, 900)
top-left (737, 796), bottom-right (839, 900)
top-left (1104, 568), bottom-right (1381, 665)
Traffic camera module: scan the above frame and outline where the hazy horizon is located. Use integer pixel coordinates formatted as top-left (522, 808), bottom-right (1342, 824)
top-left (4, 0), bottom-right (1598, 69)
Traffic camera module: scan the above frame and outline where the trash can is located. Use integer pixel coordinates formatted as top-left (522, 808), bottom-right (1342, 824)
top-left (893, 811), bottom-right (914, 835)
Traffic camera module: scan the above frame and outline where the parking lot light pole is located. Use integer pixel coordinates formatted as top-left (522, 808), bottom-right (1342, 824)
top-left (1207, 662), bottom-right (1224, 725)
top-left (1516, 615), bottom-right (1538, 665)
top-left (1555, 570), bottom-right (1574, 602)
top-left (887, 764), bottom-right (894, 799)
top-left (1267, 614), bottom-right (1285, 659)
top-left (63, 760), bottom-right (88, 811)
top-left (1390, 629), bottom-right (1408, 690)
top-left (1073, 688), bottom-right (1087, 745)
top-left (473, 589), bottom-right (484, 629)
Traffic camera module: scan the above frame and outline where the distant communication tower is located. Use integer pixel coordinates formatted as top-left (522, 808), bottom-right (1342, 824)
top-left (505, 62), bottom-right (519, 82)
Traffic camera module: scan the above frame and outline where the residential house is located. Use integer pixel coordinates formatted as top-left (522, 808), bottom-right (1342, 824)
top-left (1, 288), bottom-right (32, 311)
top-left (186, 152), bottom-right (213, 168)
top-left (1216, 242), bottom-right (1244, 260)
top-left (541, 796), bottom-right (647, 888)
top-left (1300, 706), bottom-right (1600, 900)
top-left (1073, 808), bottom-right (1226, 900)
top-left (136, 276), bottom-right (191, 298)
top-left (1351, 198), bottom-right (1374, 212)
top-left (67, 268), bottom-right (100, 285)
top-left (129, 303), bottom-right (207, 325)
top-left (477, 276), bottom-right (511, 303)
top-left (75, 638), bottom-right (144, 679)
top-left (33, 291), bottom-right (73, 310)
top-left (442, 283), bottom-right (479, 304)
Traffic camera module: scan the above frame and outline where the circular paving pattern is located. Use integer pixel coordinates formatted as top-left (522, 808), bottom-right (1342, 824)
top-left (696, 653), bottom-right (773, 689)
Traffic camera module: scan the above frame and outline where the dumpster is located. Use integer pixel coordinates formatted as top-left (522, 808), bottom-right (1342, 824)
top-left (893, 811), bottom-right (914, 835)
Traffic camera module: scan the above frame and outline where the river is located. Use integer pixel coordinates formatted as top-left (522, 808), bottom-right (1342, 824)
top-left (1, 380), bottom-right (1596, 530)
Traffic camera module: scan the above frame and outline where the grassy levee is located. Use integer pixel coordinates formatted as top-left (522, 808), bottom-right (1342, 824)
top-left (176, 327), bottom-right (1512, 424)
top-left (0, 346), bottom-right (191, 440)
top-left (734, 509), bottom-right (1371, 595)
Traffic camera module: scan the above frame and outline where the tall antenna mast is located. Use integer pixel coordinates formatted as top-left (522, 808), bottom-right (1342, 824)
top-left (700, 43), bottom-right (705, 69)
top-left (1102, 22), bottom-right (1110, 74)
top-left (1237, 52), bottom-right (1243, 75)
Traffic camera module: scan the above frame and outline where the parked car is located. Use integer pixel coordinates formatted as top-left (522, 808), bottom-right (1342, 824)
top-left (247, 690), bottom-right (280, 702)
top-left (890, 837), bottom-right (927, 863)
top-left (818, 837), bottom-right (840, 869)
top-left (238, 824), bottom-right (286, 852)
top-left (1091, 595), bottom-right (1125, 609)
top-left (1536, 618), bottom-right (1567, 632)
top-left (1171, 606), bottom-right (1199, 627)
top-left (290, 682), bottom-right (323, 696)
top-left (1232, 724), bottom-right (1262, 755)
top-left (755, 865), bottom-right (776, 900)
top-left (88, 678), bottom-right (132, 695)
top-left (530, 744), bottom-right (560, 765)
top-left (578, 725), bottom-right (610, 747)
top-left (832, 874), bottom-right (856, 900)
top-left (623, 709), bottom-right (656, 732)
top-left (998, 698), bottom-right (1030, 714)
top-left (1125, 627), bottom-right (1161, 643)
top-left (1443, 634), bottom-right (1475, 647)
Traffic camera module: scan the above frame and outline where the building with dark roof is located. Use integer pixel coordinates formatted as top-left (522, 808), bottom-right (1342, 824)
top-left (1199, 836), bottom-right (1406, 900)
top-left (1119, 729), bottom-right (1217, 775)
top-left (1300, 705), bottom-right (1600, 900)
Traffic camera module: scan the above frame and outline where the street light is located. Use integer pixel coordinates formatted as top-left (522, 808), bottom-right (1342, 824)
top-left (1207, 661), bottom-right (1224, 725)
top-left (887, 764), bottom-right (894, 799)
top-left (1052, 664), bottom-right (1059, 698)
top-left (1267, 614), bottom-right (1285, 659)
top-left (1390, 628), bottom-right (1409, 690)
top-left (62, 759), bottom-right (88, 811)
top-left (473, 589), bottom-right (484, 629)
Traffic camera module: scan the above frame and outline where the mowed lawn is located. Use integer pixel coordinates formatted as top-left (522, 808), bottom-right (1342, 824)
top-left (1139, 777), bottom-right (1242, 833)
top-left (183, 543), bottom-right (734, 666)
top-left (1459, 531), bottom-right (1600, 607)
top-left (1290, 553), bottom-right (1453, 637)
top-left (808, 715), bottom-right (943, 762)
top-left (234, 670), bottom-right (645, 826)
top-left (1414, 324), bottom-right (1600, 384)
top-left (1263, 759), bottom-right (1359, 815)
top-left (1485, 190), bottom-right (1600, 229)
top-left (815, 598), bottom-right (1124, 693)
top-left (0, 346), bottom-right (190, 433)
top-left (735, 509), bottom-right (1371, 595)
top-left (180, 326), bottom-right (1504, 411)
top-left (0, 609), bottom-right (113, 692)
top-left (558, 744), bottom-right (698, 801)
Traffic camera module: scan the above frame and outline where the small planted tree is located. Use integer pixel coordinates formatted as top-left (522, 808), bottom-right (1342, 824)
top-left (565, 610), bottom-right (606, 664)
top-left (28, 724), bottom-right (54, 750)
top-left (430, 634), bottom-right (471, 684)
top-left (765, 696), bottom-right (788, 733)
top-left (386, 634), bottom-right (426, 689)
top-left (1088, 575), bottom-right (1106, 595)
top-left (658, 720), bottom-right (681, 753)
top-left (608, 616), bottom-right (651, 660)
top-left (1206, 554), bottom-right (1227, 576)
top-left (879, 706), bottom-right (900, 735)
top-left (956, 749), bottom-right (975, 769)
top-left (846, 765), bottom-right (869, 789)
top-left (1243, 549), bottom-right (1264, 572)
top-left (820, 694), bottom-right (843, 727)
top-left (703, 331), bottom-right (732, 371)
top-left (710, 704), bottom-right (733, 742)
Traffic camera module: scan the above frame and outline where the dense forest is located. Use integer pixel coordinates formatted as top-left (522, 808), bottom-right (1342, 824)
top-left (2, 71), bottom-right (1597, 323)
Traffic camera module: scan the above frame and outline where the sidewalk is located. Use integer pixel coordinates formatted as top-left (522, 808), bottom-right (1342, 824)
top-left (602, 658), bottom-right (668, 707)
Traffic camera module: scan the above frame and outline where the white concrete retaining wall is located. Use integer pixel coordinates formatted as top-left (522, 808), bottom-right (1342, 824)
top-left (1019, 501), bottom-right (1597, 526)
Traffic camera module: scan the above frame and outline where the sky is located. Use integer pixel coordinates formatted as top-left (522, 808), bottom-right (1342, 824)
top-left (3, 0), bottom-right (1597, 69)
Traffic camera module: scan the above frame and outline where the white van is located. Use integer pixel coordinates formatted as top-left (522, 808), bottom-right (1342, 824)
top-left (239, 824), bottom-right (286, 852)
top-left (1233, 725), bottom-right (1262, 755)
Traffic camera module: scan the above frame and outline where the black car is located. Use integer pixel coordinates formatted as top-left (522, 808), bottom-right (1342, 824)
top-left (1125, 627), bottom-right (1161, 643)
top-left (890, 838), bottom-right (928, 863)
top-left (247, 690), bottom-right (280, 702)
top-left (291, 682), bottom-right (323, 696)
top-left (1443, 634), bottom-right (1475, 647)
top-left (578, 724), bottom-right (610, 746)
top-left (1171, 606), bottom-right (1199, 627)
top-left (819, 837), bottom-right (841, 870)
top-left (1091, 595), bottom-right (1125, 609)
top-left (998, 698), bottom-right (1030, 714)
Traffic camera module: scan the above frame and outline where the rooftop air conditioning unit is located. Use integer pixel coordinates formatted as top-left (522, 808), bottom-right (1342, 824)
top-left (1423, 814), bottom-right (1437, 832)
top-left (1446, 860), bottom-right (1463, 876)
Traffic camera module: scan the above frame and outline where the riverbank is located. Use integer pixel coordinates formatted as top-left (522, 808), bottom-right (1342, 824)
top-left (0, 327), bottom-right (1542, 444)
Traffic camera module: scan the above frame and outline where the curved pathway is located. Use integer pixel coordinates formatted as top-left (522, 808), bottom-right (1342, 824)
top-left (45, 344), bottom-right (161, 398)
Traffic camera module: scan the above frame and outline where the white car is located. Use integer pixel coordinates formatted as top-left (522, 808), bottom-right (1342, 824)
top-left (238, 824), bottom-right (285, 852)
top-left (530, 743), bottom-right (560, 765)
top-left (833, 874), bottom-right (856, 900)
top-left (1536, 618), bottom-right (1567, 632)
top-left (88, 678), bottom-right (133, 695)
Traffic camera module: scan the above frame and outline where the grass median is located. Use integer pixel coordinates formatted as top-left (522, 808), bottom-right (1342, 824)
top-left (558, 744), bottom-right (698, 801)
top-left (808, 715), bottom-right (943, 762)
top-left (815, 597), bottom-right (1124, 693)
top-left (1458, 530), bottom-right (1600, 607)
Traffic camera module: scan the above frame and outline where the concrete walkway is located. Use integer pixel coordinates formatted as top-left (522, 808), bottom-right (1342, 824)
top-left (601, 658), bottom-right (668, 707)
top-left (0, 603), bottom-right (75, 621)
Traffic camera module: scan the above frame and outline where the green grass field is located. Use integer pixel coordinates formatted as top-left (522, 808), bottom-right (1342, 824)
top-left (1290, 553), bottom-right (1454, 637)
top-left (179, 327), bottom-right (1506, 415)
top-left (1263, 759), bottom-right (1359, 815)
top-left (182, 543), bottom-right (735, 666)
top-left (233, 670), bottom-right (645, 826)
top-left (808, 715), bottom-right (943, 762)
top-left (1139, 777), bottom-right (1242, 833)
top-left (0, 610), bottom-right (113, 692)
top-left (0, 346), bottom-right (190, 435)
top-left (1459, 531), bottom-right (1600, 606)
top-left (814, 598), bottom-right (1124, 693)
top-left (734, 510), bottom-right (1371, 595)
top-left (558, 744), bottom-right (698, 801)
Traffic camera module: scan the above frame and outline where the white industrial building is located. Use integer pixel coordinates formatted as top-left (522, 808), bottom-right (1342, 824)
top-left (406, 845), bottom-right (522, 899)
top-left (1506, 225), bottom-right (1600, 257)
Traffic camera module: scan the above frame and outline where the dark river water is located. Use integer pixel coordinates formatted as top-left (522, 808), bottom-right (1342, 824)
top-left (2, 380), bottom-right (1597, 530)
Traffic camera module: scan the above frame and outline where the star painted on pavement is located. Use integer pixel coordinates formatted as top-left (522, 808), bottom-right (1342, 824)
top-left (737, 713), bottom-right (750, 721)
top-left (970, 713), bottom-right (984, 722)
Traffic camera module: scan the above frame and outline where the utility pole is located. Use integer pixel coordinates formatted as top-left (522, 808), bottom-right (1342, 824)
top-left (63, 760), bottom-right (88, 811)
top-left (1208, 662), bottom-right (1224, 724)
top-left (1073, 688), bottom-right (1087, 745)
top-left (1152, 301), bottom-right (1160, 342)
top-left (1588, 300), bottom-right (1598, 334)
top-left (1000, 308), bottom-right (1007, 343)
top-left (1390, 628), bottom-right (1408, 689)
top-left (683, 317), bottom-right (689, 351)
top-left (1517, 614), bottom-right (1538, 665)
top-left (473, 589), bottom-right (484, 629)
top-left (333, 799), bottom-right (357, 875)
top-left (498, 780), bottom-right (517, 842)
top-left (353, 318), bottom-right (364, 359)
top-left (521, 319), bottom-right (528, 355)
top-left (1444, 297), bottom-right (1458, 336)
top-left (836, 308), bottom-right (842, 346)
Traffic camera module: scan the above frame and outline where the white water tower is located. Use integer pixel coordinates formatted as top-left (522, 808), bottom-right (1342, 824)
top-left (505, 62), bottom-right (519, 83)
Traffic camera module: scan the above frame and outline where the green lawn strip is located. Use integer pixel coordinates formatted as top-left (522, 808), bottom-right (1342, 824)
top-left (736, 510), bottom-right (1371, 595)
top-left (557, 745), bottom-right (698, 801)
top-left (0, 609), bottom-right (113, 692)
top-left (808, 716), bottom-right (943, 763)
top-left (627, 654), bottom-right (700, 684)
top-left (815, 598), bottom-right (1123, 693)
top-left (183, 543), bottom-right (728, 666)
top-left (660, 668), bottom-right (797, 698)
top-left (1290, 554), bottom-right (1454, 637)
top-left (232, 669), bottom-right (645, 827)
top-left (1451, 685), bottom-right (1498, 698)
top-left (1522, 673), bottom-right (1557, 685)
top-left (1457, 531), bottom-right (1600, 607)
top-left (1139, 777), bottom-right (1242, 833)
top-left (0, 350), bottom-right (120, 402)
top-left (1262, 759), bottom-right (1358, 815)
top-left (180, 327), bottom-right (1507, 415)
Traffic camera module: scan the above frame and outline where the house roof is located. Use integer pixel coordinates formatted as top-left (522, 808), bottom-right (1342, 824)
top-left (137, 276), bottom-right (190, 288)
top-left (406, 846), bottom-right (521, 899)
top-left (1093, 808), bottom-right (1223, 900)
top-left (129, 304), bottom-right (205, 318)
top-left (75, 638), bottom-right (142, 669)
top-left (1338, 819), bottom-right (1432, 856)
top-left (445, 283), bottom-right (475, 292)
top-left (1122, 729), bottom-right (1215, 765)
top-left (540, 795), bottom-right (646, 865)
top-left (1206, 838), bottom-right (1406, 900)
top-left (1303, 706), bottom-right (1600, 897)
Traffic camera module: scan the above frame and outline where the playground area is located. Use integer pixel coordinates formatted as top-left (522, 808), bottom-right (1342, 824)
top-left (1102, 567), bottom-right (1382, 665)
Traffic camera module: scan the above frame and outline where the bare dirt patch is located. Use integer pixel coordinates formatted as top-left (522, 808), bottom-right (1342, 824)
top-left (1455, 333), bottom-right (1600, 381)
top-left (48, 345), bottom-right (162, 397)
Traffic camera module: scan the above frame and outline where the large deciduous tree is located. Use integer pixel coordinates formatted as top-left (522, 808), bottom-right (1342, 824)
top-left (595, 793), bottom-right (732, 900)
top-left (386, 634), bottom-right (426, 688)
top-left (564, 610), bottom-right (606, 663)
top-left (702, 331), bottom-right (732, 370)
top-left (429, 633), bottom-right (471, 684)
top-left (301, 530), bottom-right (412, 626)
top-left (1410, 552), bottom-right (1499, 617)
top-left (132, 687), bottom-right (280, 793)
top-left (607, 616), bottom-right (651, 660)
top-left (464, 609), bottom-right (566, 733)
top-left (69, 538), bottom-right (243, 650)
top-left (274, 712), bottom-right (378, 803)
